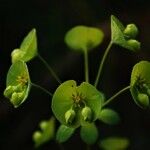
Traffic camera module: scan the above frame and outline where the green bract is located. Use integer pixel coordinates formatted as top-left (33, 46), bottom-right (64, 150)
top-left (56, 125), bottom-right (75, 143)
top-left (111, 15), bottom-right (140, 52)
top-left (130, 61), bottom-right (150, 108)
top-left (3, 61), bottom-right (31, 108)
top-left (33, 117), bottom-right (55, 148)
top-left (11, 28), bottom-right (37, 63)
top-left (99, 137), bottom-right (129, 150)
top-left (65, 26), bottom-right (104, 52)
top-left (52, 80), bottom-right (104, 128)
top-left (80, 123), bottom-right (98, 145)
top-left (98, 108), bottom-right (120, 125)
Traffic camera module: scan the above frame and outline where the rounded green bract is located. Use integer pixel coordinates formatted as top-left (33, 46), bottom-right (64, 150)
top-left (65, 26), bottom-right (104, 52)
top-left (52, 80), bottom-right (104, 128)
top-left (130, 61), bottom-right (150, 108)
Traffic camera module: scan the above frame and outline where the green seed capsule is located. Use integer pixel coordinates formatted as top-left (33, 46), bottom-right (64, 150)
top-left (4, 86), bottom-right (14, 98)
top-left (81, 106), bottom-right (92, 122)
top-left (65, 109), bottom-right (76, 124)
top-left (127, 39), bottom-right (140, 51)
top-left (137, 93), bottom-right (149, 108)
top-left (11, 49), bottom-right (24, 63)
top-left (124, 24), bottom-right (138, 39)
top-left (33, 131), bottom-right (42, 142)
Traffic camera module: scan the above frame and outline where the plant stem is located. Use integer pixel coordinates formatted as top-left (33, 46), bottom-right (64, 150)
top-left (37, 53), bottom-right (61, 84)
top-left (102, 85), bottom-right (130, 107)
top-left (31, 82), bottom-right (53, 96)
top-left (84, 50), bottom-right (89, 82)
top-left (94, 41), bottom-right (113, 87)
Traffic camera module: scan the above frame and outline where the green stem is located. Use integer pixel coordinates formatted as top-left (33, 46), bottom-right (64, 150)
top-left (37, 53), bottom-right (61, 84)
top-left (31, 82), bottom-right (53, 96)
top-left (84, 50), bottom-right (89, 82)
top-left (102, 86), bottom-right (130, 107)
top-left (94, 41), bottom-right (113, 87)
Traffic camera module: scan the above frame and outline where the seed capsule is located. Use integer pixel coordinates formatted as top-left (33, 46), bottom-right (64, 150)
top-left (4, 86), bottom-right (14, 98)
top-left (124, 24), bottom-right (138, 39)
top-left (65, 109), bottom-right (76, 124)
top-left (40, 121), bottom-right (48, 130)
top-left (137, 93), bottom-right (149, 108)
top-left (33, 131), bottom-right (42, 142)
top-left (127, 39), bottom-right (140, 51)
top-left (81, 106), bottom-right (92, 122)
top-left (11, 49), bottom-right (24, 63)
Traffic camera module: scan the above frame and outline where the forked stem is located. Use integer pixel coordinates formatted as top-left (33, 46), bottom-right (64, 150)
top-left (94, 41), bottom-right (113, 87)
top-left (37, 53), bottom-right (61, 84)
top-left (102, 85), bottom-right (130, 107)
top-left (31, 82), bottom-right (53, 96)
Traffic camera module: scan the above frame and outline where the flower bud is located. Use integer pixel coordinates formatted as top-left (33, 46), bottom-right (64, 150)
top-left (10, 91), bottom-right (25, 107)
top-left (137, 93), bottom-right (149, 108)
top-left (127, 39), bottom-right (140, 51)
top-left (4, 86), bottom-right (14, 98)
top-left (33, 131), bottom-right (42, 142)
top-left (124, 24), bottom-right (138, 39)
top-left (65, 109), bottom-right (76, 124)
top-left (11, 49), bottom-right (24, 63)
top-left (81, 106), bottom-right (92, 122)
top-left (40, 121), bottom-right (48, 130)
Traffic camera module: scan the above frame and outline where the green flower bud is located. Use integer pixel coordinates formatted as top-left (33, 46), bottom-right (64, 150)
top-left (137, 93), bottom-right (149, 108)
top-left (81, 106), bottom-right (92, 122)
top-left (124, 24), bottom-right (138, 39)
top-left (4, 86), bottom-right (14, 98)
top-left (127, 39), bottom-right (140, 51)
top-left (11, 49), bottom-right (24, 63)
top-left (65, 109), bottom-right (76, 124)
top-left (33, 131), bottom-right (42, 142)
top-left (40, 121), bottom-right (48, 130)
top-left (10, 91), bottom-right (25, 107)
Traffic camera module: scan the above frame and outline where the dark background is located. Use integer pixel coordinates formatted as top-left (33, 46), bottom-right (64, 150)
top-left (0, 0), bottom-right (150, 150)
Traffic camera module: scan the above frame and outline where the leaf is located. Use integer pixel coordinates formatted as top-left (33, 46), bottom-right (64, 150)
top-left (98, 108), bottom-right (120, 125)
top-left (52, 80), bottom-right (104, 128)
top-left (33, 117), bottom-right (55, 148)
top-left (56, 125), bottom-right (75, 143)
top-left (80, 123), bottom-right (98, 145)
top-left (111, 15), bottom-right (140, 52)
top-left (99, 137), bottom-right (129, 150)
top-left (4, 60), bottom-right (31, 108)
top-left (130, 61), bottom-right (150, 108)
top-left (11, 28), bottom-right (37, 63)
top-left (65, 26), bottom-right (104, 52)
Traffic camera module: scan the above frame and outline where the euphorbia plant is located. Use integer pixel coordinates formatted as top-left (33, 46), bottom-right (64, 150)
top-left (3, 15), bottom-right (149, 150)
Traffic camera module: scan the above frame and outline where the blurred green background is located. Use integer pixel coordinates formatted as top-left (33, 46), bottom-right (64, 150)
top-left (0, 0), bottom-right (150, 149)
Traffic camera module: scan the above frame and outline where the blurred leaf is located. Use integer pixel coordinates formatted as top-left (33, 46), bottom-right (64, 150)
top-left (65, 26), bottom-right (104, 52)
top-left (98, 108), bottom-right (120, 125)
top-left (99, 137), bottom-right (129, 150)
top-left (80, 123), bottom-right (98, 145)
top-left (56, 125), bottom-right (75, 143)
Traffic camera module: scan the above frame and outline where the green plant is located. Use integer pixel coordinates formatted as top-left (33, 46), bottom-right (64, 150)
top-left (3, 15), bottom-right (149, 150)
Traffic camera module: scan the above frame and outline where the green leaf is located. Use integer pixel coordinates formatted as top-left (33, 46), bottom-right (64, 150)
top-left (99, 137), bottom-right (129, 150)
top-left (4, 61), bottom-right (31, 108)
top-left (11, 28), bottom-right (37, 63)
top-left (130, 61), bottom-right (150, 108)
top-left (111, 15), bottom-right (140, 52)
top-left (80, 123), bottom-right (98, 145)
top-left (56, 125), bottom-right (75, 143)
top-left (33, 117), bottom-right (55, 148)
top-left (65, 26), bottom-right (104, 52)
top-left (52, 80), bottom-right (104, 128)
top-left (98, 108), bottom-right (120, 125)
